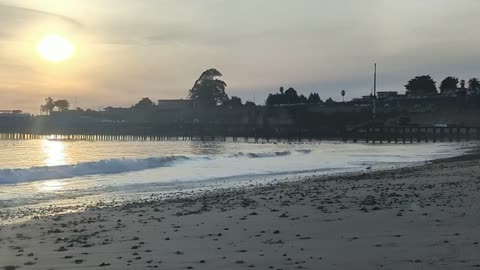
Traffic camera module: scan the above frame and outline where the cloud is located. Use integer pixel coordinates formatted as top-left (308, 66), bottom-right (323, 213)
top-left (0, 3), bottom-right (82, 28)
top-left (0, 3), bottom-right (82, 42)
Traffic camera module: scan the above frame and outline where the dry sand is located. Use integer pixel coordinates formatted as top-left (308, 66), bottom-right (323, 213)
top-left (1, 156), bottom-right (480, 269)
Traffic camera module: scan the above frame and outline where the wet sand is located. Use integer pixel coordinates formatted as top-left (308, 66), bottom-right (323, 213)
top-left (2, 156), bottom-right (480, 269)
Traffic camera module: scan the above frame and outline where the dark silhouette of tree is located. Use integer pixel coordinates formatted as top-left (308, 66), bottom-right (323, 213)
top-left (341, 90), bottom-right (346, 102)
top-left (40, 97), bottom-right (55, 115)
top-left (133, 97), bottom-right (154, 109)
top-left (245, 101), bottom-right (256, 107)
top-left (53, 99), bottom-right (70, 111)
top-left (266, 87), bottom-right (287, 105)
top-left (284, 88), bottom-right (299, 104)
top-left (468, 78), bottom-right (480, 91)
top-left (265, 94), bottom-right (275, 105)
top-left (188, 68), bottom-right (227, 107)
top-left (307, 93), bottom-right (322, 104)
top-left (223, 96), bottom-right (243, 108)
top-left (266, 87), bottom-right (321, 105)
top-left (405, 75), bottom-right (437, 96)
top-left (298, 94), bottom-right (308, 104)
top-left (439, 76), bottom-right (459, 94)
top-left (325, 97), bottom-right (335, 104)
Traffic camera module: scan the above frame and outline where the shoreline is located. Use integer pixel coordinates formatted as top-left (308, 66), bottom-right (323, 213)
top-left (2, 153), bottom-right (480, 269)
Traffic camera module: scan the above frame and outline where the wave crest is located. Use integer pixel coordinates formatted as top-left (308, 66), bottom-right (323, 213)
top-left (0, 148), bottom-right (313, 184)
top-left (0, 156), bottom-right (189, 184)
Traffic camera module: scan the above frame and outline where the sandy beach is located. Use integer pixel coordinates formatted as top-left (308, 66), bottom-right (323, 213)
top-left (2, 155), bottom-right (480, 270)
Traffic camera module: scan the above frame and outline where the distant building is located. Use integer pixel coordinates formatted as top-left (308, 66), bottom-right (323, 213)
top-left (377, 91), bottom-right (398, 99)
top-left (441, 88), bottom-right (457, 96)
top-left (0, 110), bottom-right (30, 119)
top-left (157, 99), bottom-right (193, 110)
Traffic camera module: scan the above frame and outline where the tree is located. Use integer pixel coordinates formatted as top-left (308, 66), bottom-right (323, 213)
top-left (266, 87), bottom-right (287, 105)
top-left (468, 78), bottom-right (480, 91)
top-left (223, 96), bottom-right (243, 108)
top-left (307, 93), bottom-right (322, 104)
top-left (40, 97), bottom-right (55, 114)
top-left (245, 101), bottom-right (256, 107)
top-left (53, 99), bottom-right (70, 111)
top-left (341, 90), bottom-right (346, 102)
top-left (439, 76), bottom-right (459, 94)
top-left (133, 97), bottom-right (154, 109)
top-left (325, 97), bottom-right (335, 104)
top-left (266, 87), bottom-right (314, 105)
top-left (405, 75), bottom-right (437, 96)
top-left (188, 68), bottom-right (228, 107)
top-left (298, 94), bottom-right (308, 104)
top-left (284, 87), bottom-right (299, 104)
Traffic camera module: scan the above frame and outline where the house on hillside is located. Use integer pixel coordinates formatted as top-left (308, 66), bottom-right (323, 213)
top-left (157, 99), bottom-right (193, 110)
top-left (377, 91), bottom-right (398, 99)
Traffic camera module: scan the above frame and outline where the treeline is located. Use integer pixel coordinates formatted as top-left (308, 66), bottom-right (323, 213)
top-left (405, 75), bottom-right (480, 96)
top-left (40, 97), bottom-right (70, 114)
top-left (266, 87), bottom-right (334, 106)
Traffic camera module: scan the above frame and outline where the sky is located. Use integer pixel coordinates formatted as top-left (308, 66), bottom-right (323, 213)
top-left (0, 0), bottom-right (480, 113)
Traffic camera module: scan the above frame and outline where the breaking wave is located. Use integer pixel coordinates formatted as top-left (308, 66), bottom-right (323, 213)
top-left (0, 148), bottom-right (313, 184)
top-left (0, 156), bottom-right (189, 184)
top-left (230, 149), bottom-right (311, 158)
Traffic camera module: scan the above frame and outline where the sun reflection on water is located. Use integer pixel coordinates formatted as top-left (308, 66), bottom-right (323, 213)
top-left (38, 180), bottom-right (66, 192)
top-left (42, 139), bottom-right (67, 167)
top-left (39, 140), bottom-right (69, 192)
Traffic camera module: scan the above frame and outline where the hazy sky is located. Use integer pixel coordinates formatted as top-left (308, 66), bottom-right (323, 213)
top-left (1, 0), bottom-right (479, 113)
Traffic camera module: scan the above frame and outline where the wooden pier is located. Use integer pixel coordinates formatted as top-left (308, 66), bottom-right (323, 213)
top-left (0, 123), bottom-right (478, 143)
top-left (347, 126), bottom-right (480, 144)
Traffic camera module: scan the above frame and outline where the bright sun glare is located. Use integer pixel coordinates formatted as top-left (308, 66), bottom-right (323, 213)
top-left (37, 33), bottom-right (74, 62)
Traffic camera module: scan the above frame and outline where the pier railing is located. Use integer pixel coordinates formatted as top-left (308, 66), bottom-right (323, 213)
top-left (346, 126), bottom-right (480, 143)
top-left (0, 122), bottom-right (478, 143)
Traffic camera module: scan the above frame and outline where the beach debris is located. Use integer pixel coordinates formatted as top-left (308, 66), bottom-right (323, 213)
top-left (361, 195), bottom-right (377, 206)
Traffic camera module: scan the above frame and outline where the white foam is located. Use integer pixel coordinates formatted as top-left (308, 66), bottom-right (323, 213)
top-left (0, 156), bottom-right (189, 184)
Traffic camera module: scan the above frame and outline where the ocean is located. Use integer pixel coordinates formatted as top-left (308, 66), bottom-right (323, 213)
top-left (0, 139), bottom-right (472, 222)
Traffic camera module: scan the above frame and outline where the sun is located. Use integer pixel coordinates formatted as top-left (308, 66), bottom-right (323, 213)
top-left (37, 33), bottom-right (74, 62)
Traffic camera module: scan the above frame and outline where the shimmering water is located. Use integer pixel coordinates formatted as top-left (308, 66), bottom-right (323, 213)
top-left (0, 139), bottom-right (473, 221)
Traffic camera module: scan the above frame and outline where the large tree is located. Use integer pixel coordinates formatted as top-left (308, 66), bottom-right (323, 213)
top-left (307, 93), bottom-right (322, 104)
top-left (133, 97), bottom-right (154, 109)
top-left (266, 87), bottom-right (288, 105)
top-left (439, 76), bottom-right (459, 94)
top-left (188, 68), bottom-right (228, 107)
top-left (40, 97), bottom-right (55, 114)
top-left (468, 78), bottom-right (480, 91)
top-left (405, 75), bottom-right (437, 96)
top-left (284, 87), bottom-right (299, 104)
top-left (53, 99), bottom-right (70, 111)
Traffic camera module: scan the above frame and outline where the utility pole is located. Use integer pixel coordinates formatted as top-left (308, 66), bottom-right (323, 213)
top-left (373, 63), bottom-right (377, 120)
top-left (374, 63), bottom-right (377, 97)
